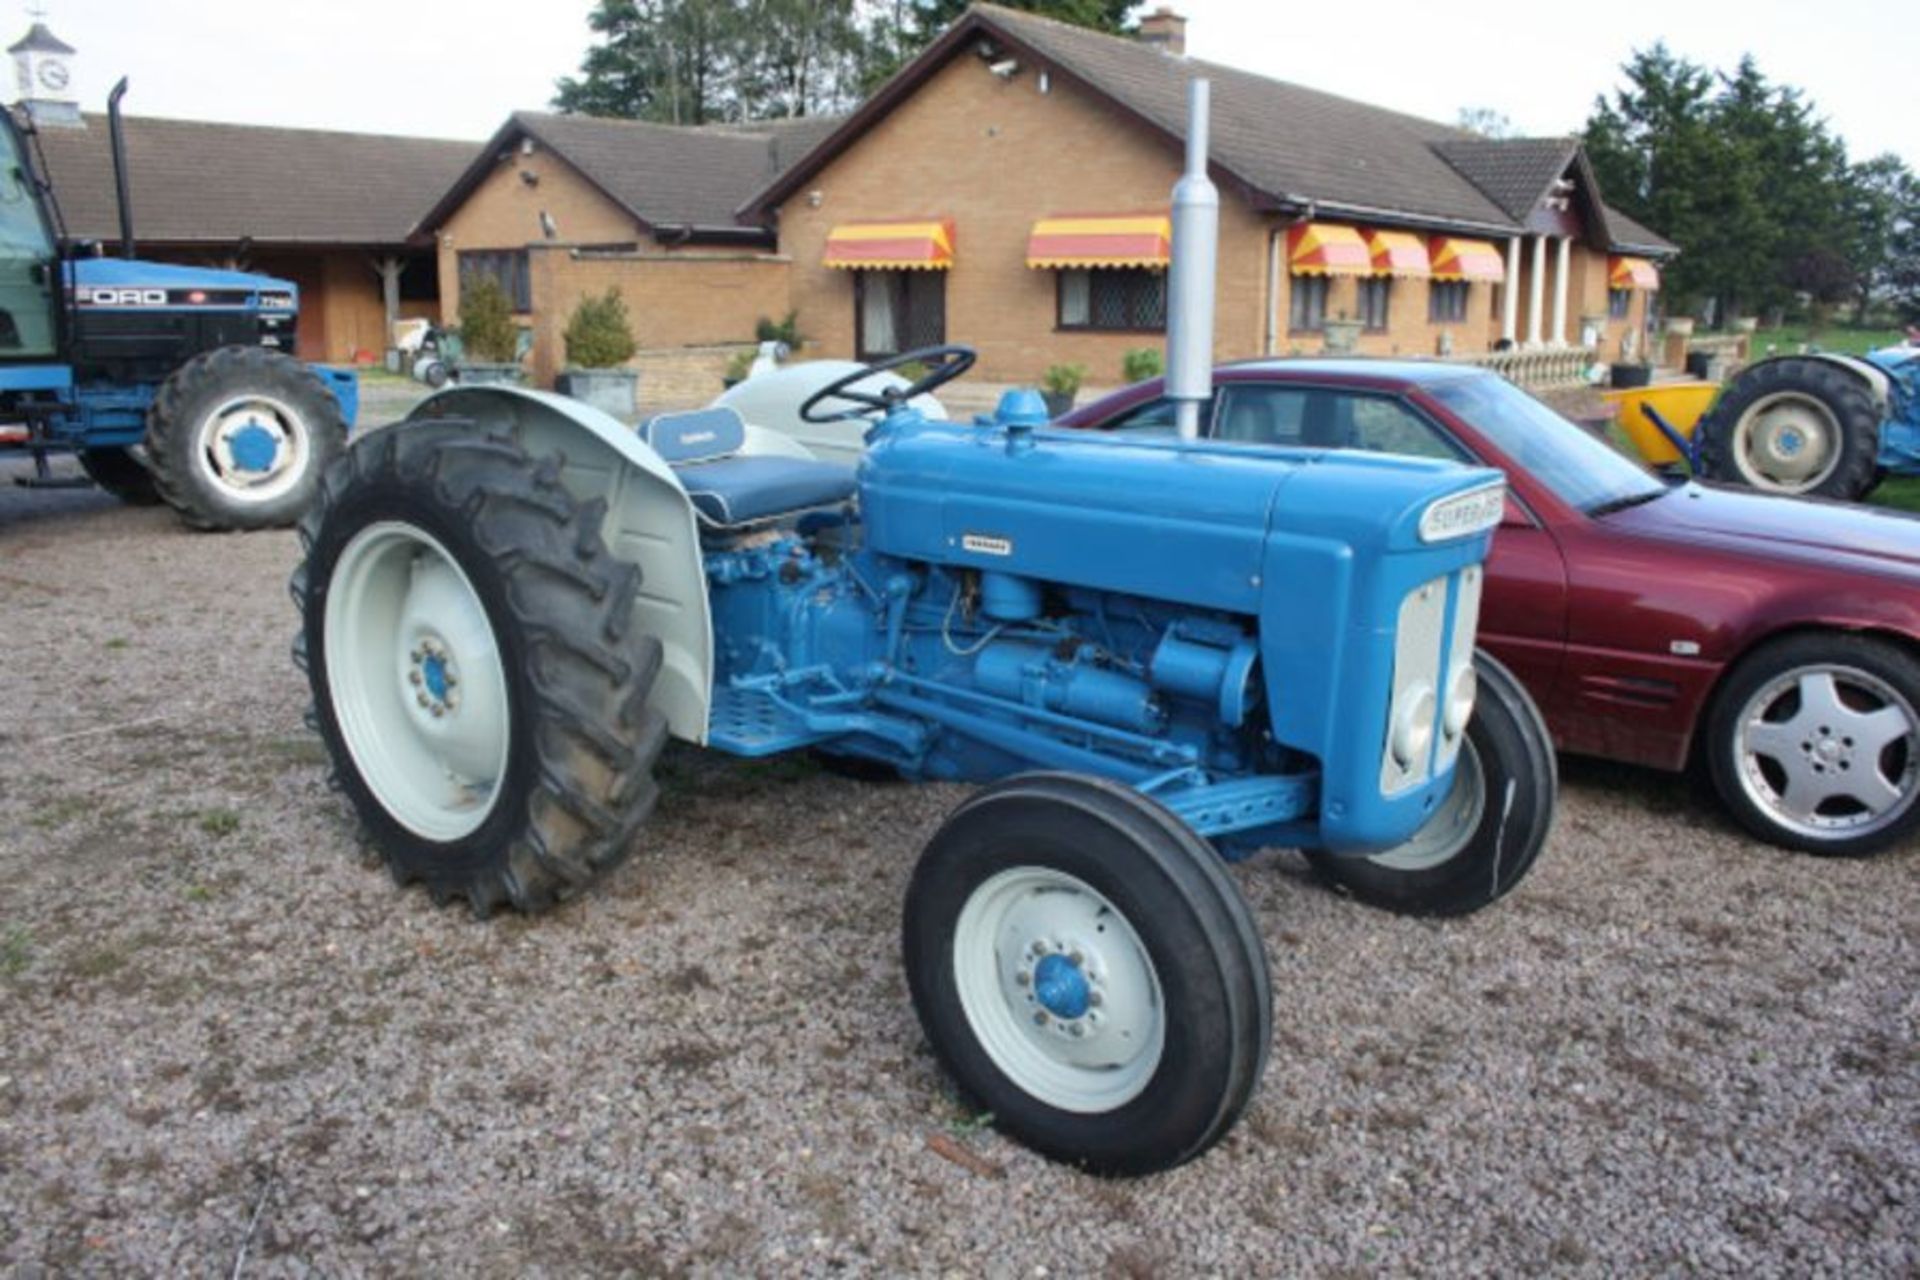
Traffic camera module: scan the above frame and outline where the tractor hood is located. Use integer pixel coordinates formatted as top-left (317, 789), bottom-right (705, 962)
top-left (66, 257), bottom-right (298, 310)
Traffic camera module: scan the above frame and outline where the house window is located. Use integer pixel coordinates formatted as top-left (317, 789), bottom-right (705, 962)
top-left (1357, 278), bottom-right (1391, 332)
top-left (1289, 276), bottom-right (1328, 332)
top-left (1609, 288), bottom-right (1631, 320)
top-left (1057, 268), bottom-right (1166, 332)
top-left (855, 269), bottom-right (946, 359)
top-left (456, 249), bottom-right (531, 312)
top-left (1429, 280), bottom-right (1469, 324)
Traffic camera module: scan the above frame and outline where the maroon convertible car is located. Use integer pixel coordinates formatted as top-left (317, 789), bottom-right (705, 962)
top-left (1064, 360), bottom-right (1920, 856)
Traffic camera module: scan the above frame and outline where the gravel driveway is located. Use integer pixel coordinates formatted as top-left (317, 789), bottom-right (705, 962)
top-left (1, 468), bottom-right (1915, 1276)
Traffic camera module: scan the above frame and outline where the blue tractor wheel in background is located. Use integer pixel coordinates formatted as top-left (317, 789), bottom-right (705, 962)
top-left (146, 345), bottom-right (346, 530)
top-left (1696, 358), bottom-right (1883, 501)
top-left (903, 772), bottom-right (1272, 1175)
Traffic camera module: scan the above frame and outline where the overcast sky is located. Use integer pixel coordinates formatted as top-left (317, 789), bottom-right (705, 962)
top-left (23, 0), bottom-right (1918, 168)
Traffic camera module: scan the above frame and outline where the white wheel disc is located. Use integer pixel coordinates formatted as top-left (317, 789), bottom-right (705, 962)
top-left (1366, 738), bottom-right (1486, 872)
top-left (1734, 662), bottom-right (1920, 842)
top-left (1731, 392), bottom-right (1842, 493)
top-left (324, 521), bottom-right (511, 841)
top-left (952, 866), bottom-right (1164, 1114)
top-left (194, 393), bottom-right (311, 503)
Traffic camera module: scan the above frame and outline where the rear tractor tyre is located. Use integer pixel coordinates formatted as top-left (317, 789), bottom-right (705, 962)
top-left (290, 420), bottom-right (668, 913)
top-left (1696, 358), bottom-right (1881, 500)
top-left (148, 345), bottom-right (346, 530)
top-left (1305, 650), bottom-right (1556, 917)
top-left (77, 446), bottom-right (161, 505)
top-left (903, 773), bottom-right (1272, 1176)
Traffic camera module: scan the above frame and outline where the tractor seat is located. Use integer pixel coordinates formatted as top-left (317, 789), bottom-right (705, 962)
top-left (640, 407), bottom-right (855, 527)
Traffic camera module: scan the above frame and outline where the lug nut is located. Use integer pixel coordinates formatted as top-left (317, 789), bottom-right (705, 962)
top-left (416, 693), bottom-right (430, 708)
top-left (1032, 1010), bottom-right (1048, 1026)
top-left (430, 705), bottom-right (445, 718)
top-left (1068, 949), bottom-right (1084, 966)
top-left (1089, 991), bottom-right (1103, 1008)
top-left (408, 671), bottom-right (422, 686)
top-left (1015, 970), bottom-right (1031, 987)
top-left (1069, 1022), bottom-right (1085, 1038)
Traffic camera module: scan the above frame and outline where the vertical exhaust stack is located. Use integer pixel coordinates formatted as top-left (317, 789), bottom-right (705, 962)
top-left (1166, 77), bottom-right (1217, 441)
top-left (107, 77), bottom-right (135, 260)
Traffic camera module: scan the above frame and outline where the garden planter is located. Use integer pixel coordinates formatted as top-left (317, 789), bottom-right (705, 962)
top-left (557, 368), bottom-right (640, 421)
top-left (456, 362), bottom-right (527, 388)
top-left (1609, 363), bottom-right (1653, 389)
top-left (1041, 390), bottom-right (1075, 417)
top-left (1322, 320), bottom-right (1363, 354)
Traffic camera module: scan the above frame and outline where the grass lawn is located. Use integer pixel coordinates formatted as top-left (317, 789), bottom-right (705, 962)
top-left (1743, 325), bottom-right (1902, 358)
top-left (1870, 475), bottom-right (1920, 514)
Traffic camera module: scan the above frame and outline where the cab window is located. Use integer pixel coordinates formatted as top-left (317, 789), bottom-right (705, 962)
top-left (1210, 383), bottom-right (1467, 462)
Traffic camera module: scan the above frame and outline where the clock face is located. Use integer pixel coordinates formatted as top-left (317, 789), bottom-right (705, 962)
top-left (37, 59), bottom-right (69, 91)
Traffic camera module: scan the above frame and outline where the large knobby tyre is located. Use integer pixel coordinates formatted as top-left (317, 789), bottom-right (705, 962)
top-left (1705, 632), bottom-right (1920, 856)
top-left (77, 446), bottom-right (161, 505)
top-left (290, 420), bottom-right (668, 913)
top-left (904, 772), bottom-right (1272, 1176)
top-left (1696, 358), bottom-right (1881, 500)
top-left (1305, 651), bottom-right (1556, 917)
top-left (148, 345), bottom-right (346, 530)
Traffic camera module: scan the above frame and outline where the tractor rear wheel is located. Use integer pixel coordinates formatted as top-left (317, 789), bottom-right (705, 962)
top-left (148, 345), bottom-right (346, 530)
top-left (1696, 358), bottom-right (1881, 500)
top-left (1304, 651), bottom-right (1556, 916)
top-left (290, 421), bottom-right (668, 913)
top-left (77, 446), bottom-right (161, 505)
top-left (904, 773), bottom-right (1271, 1175)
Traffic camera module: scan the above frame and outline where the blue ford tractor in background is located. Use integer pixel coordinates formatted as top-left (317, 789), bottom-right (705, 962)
top-left (1, 82), bottom-right (355, 529)
top-left (290, 81), bottom-right (1558, 1174)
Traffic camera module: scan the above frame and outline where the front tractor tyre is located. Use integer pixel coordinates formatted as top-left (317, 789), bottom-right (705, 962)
top-left (1696, 358), bottom-right (1882, 501)
top-left (904, 773), bottom-right (1273, 1176)
top-left (148, 345), bottom-right (346, 529)
top-left (290, 421), bottom-right (668, 913)
top-left (1305, 650), bottom-right (1556, 917)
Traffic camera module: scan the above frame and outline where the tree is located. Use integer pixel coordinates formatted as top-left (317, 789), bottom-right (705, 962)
top-left (553, 0), bottom-right (744, 124)
top-left (1456, 107), bottom-right (1513, 140)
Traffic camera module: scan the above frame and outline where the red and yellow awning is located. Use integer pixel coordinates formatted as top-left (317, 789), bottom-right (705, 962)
top-left (823, 220), bottom-right (955, 270)
top-left (1429, 237), bottom-right (1506, 283)
top-left (1365, 229), bottom-right (1431, 278)
top-left (1287, 222), bottom-right (1371, 276)
top-left (1025, 214), bottom-right (1171, 269)
top-left (1610, 255), bottom-right (1660, 290)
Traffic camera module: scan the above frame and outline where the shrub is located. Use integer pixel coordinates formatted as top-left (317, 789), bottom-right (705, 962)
top-left (755, 310), bottom-right (803, 348)
top-left (457, 275), bottom-right (520, 363)
top-left (723, 348), bottom-right (756, 383)
top-left (1042, 362), bottom-right (1087, 397)
top-left (1122, 347), bottom-right (1164, 383)
top-left (563, 288), bottom-right (637, 369)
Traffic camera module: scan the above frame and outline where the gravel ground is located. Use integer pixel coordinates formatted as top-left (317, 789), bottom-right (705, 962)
top-left (1, 455), bottom-right (1916, 1276)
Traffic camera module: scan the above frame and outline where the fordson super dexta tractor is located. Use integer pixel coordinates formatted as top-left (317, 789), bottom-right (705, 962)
top-left (293, 83), bottom-right (1557, 1174)
top-left (1, 82), bottom-right (355, 529)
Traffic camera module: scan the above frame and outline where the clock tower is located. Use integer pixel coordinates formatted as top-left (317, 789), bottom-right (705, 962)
top-left (10, 15), bottom-right (79, 127)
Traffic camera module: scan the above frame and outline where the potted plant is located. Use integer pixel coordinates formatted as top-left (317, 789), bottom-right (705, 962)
top-left (555, 288), bottom-right (639, 419)
top-left (1122, 347), bottom-right (1163, 383)
top-left (453, 275), bottom-right (526, 387)
top-left (1322, 311), bottom-right (1363, 354)
top-left (1040, 362), bottom-right (1087, 416)
top-left (721, 348), bottom-right (756, 389)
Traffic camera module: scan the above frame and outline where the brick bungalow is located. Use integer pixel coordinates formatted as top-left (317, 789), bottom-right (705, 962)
top-left (742, 4), bottom-right (1677, 384)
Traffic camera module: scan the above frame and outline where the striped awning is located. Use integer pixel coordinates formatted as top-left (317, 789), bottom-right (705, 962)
top-left (1025, 214), bottom-right (1171, 269)
top-left (823, 220), bottom-right (954, 270)
top-left (1366, 229), bottom-right (1431, 278)
top-left (1610, 256), bottom-right (1661, 290)
top-left (1429, 237), bottom-right (1506, 283)
top-left (1287, 222), bottom-right (1371, 276)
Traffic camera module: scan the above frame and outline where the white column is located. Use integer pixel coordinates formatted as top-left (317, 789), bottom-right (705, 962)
top-left (1526, 234), bottom-right (1546, 347)
top-left (1501, 237), bottom-right (1521, 344)
top-left (1551, 235), bottom-right (1571, 346)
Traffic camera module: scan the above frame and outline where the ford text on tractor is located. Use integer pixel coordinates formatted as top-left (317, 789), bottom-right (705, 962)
top-left (0, 81), bottom-right (356, 529)
top-left (291, 82), bottom-right (1557, 1174)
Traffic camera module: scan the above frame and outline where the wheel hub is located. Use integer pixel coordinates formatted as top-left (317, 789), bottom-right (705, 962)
top-left (225, 419), bottom-right (281, 473)
top-left (1028, 948), bottom-right (1094, 1022)
top-left (1734, 393), bottom-right (1841, 490)
top-left (405, 635), bottom-right (462, 720)
top-left (198, 395), bottom-right (309, 502)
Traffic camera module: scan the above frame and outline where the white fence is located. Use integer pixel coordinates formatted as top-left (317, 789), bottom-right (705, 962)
top-left (1450, 346), bottom-right (1599, 390)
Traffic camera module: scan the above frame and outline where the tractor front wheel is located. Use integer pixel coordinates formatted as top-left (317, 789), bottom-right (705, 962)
top-left (1696, 358), bottom-right (1882, 500)
top-left (904, 773), bottom-right (1272, 1175)
top-left (290, 421), bottom-right (668, 913)
top-left (148, 346), bottom-right (346, 529)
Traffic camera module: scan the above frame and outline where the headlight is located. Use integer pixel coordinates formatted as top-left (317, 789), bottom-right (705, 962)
top-left (1443, 664), bottom-right (1476, 738)
top-left (1419, 482), bottom-right (1505, 543)
top-left (1391, 683), bottom-right (1437, 768)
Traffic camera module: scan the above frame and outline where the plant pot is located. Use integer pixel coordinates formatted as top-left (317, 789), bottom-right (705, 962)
top-left (1663, 317), bottom-right (1695, 338)
top-left (455, 362), bottom-right (527, 388)
top-left (1609, 362), bottom-right (1653, 389)
top-left (557, 368), bottom-right (640, 421)
top-left (1041, 390), bottom-right (1076, 417)
top-left (1322, 319), bottom-right (1363, 354)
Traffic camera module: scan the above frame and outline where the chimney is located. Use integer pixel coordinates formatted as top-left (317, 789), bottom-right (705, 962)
top-left (1137, 7), bottom-right (1187, 56)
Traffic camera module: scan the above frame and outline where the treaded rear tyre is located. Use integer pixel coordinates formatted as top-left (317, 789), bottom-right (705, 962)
top-left (290, 420), bottom-right (668, 913)
top-left (77, 447), bottom-right (161, 505)
top-left (1696, 358), bottom-right (1881, 500)
top-left (148, 345), bottom-right (346, 530)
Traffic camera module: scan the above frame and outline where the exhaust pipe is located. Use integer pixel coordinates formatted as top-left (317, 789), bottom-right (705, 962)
top-left (107, 77), bottom-right (135, 260)
top-left (1166, 77), bottom-right (1218, 441)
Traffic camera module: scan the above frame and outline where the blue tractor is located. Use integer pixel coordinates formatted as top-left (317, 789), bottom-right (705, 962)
top-left (290, 81), bottom-right (1558, 1174)
top-left (0, 82), bottom-right (356, 528)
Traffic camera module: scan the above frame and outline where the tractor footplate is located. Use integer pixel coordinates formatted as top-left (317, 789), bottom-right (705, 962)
top-left (707, 686), bottom-right (831, 757)
top-left (13, 474), bottom-right (93, 489)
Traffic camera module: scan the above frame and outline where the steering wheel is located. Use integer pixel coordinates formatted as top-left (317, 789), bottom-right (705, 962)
top-left (798, 345), bottom-right (977, 424)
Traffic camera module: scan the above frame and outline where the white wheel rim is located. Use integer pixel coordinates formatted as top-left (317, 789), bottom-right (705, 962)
top-left (1365, 737), bottom-right (1486, 872)
top-left (194, 394), bottom-right (310, 503)
top-left (323, 521), bottom-right (511, 842)
top-left (952, 866), bottom-right (1164, 1114)
top-left (1731, 392), bottom-right (1842, 493)
top-left (1734, 662), bottom-right (1920, 842)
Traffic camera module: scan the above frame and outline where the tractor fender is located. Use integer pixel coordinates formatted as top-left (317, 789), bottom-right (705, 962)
top-left (403, 385), bottom-right (727, 744)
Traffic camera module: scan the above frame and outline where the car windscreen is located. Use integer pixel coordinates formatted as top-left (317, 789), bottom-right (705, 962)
top-left (1428, 375), bottom-right (1666, 514)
